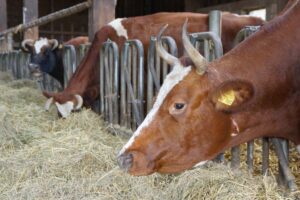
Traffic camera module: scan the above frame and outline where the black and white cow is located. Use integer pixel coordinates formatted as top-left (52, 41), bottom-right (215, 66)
top-left (21, 36), bottom-right (89, 86)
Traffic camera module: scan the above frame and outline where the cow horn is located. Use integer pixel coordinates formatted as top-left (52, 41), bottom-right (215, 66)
top-left (74, 94), bottom-right (83, 110)
top-left (21, 39), bottom-right (34, 52)
top-left (45, 97), bottom-right (54, 111)
top-left (156, 24), bottom-right (181, 66)
top-left (182, 19), bottom-right (208, 75)
top-left (48, 39), bottom-right (59, 50)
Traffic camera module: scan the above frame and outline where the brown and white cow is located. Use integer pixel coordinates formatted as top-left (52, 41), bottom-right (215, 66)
top-left (43, 12), bottom-right (263, 118)
top-left (117, 1), bottom-right (300, 175)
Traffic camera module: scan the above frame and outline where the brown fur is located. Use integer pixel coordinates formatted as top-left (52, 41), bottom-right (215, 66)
top-left (120, 2), bottom-right (300, 175)
top-left (64, 36), bottom-right (89, 47)
top-left (43, 12), bottom-right (264, 110)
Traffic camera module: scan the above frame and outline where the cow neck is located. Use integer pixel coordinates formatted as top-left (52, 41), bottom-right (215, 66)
top-left (209, 2), bottom-right (300, 83)
top-left (64, 26), bottom-right (116, 96)
top-left (207, 2), bottom-right (300, 146)
top-left (51, 50), bottom-right (64, 86)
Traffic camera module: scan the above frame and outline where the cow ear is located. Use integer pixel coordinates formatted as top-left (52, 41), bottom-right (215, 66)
top-left (211, 80), bottom-right (254, 112)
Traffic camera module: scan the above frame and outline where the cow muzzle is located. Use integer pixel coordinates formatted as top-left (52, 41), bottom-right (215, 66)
top-left (28, 63), bottom-right (42, 77)
top-left (117, 151), bottom-right (155, 175)
top-left (117, 152), bottom-right (133, 172)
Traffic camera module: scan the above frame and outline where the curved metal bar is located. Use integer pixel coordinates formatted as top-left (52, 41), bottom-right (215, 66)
top-left (190, 32), bottom-right (223, 59)
top-left (99, 41), bottom-right (119, 124)
top-left (146, 36), bottom-right (178, 113)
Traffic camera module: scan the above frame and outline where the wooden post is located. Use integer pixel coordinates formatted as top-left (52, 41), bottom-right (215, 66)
top-left (0, 0), bottom-right (8, 51)
top-left (88, 0), bottom-right (116, 41)
top-left (23, 0), bottom-right (39, 40)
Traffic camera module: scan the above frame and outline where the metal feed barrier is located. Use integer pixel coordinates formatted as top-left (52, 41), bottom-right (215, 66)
top-left (231, 26), bottom-right (298, 191)
top-left (0, 10), bottom-right (297, 192)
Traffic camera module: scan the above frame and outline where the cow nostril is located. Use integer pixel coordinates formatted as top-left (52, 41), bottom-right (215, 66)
top-left (117, 152), bottom-right (133, 171)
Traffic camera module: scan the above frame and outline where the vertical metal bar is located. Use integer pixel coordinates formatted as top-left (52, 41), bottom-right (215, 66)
top-left (262, 137), bottom-right (269, 175)
top-left (103, 44), bottom-right (113, 123)
top-left (99, 44), bottom-right (105, 116)
top-left (246, 140), bottom-right (254, 173)
top-left (278, 139), bottom-right (290, 189)
top-left (272, 138), bottom-right (298, 192)
top-left (121, 42), bottom-right (143, 126)
top-left (147, 37), bottom-right (155, 113)
top-left (230, 146), bottom-right (240, 169)
top-left (63, 45), bottom-right (77, 87)
top-left (112, 43), bottom-right (120, 125)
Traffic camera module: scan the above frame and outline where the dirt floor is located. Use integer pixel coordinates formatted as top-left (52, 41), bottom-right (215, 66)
top-left (0, 71), bottom-right (299, 200)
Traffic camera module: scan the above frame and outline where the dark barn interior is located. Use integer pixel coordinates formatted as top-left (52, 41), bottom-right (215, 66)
top-left (0, 0), bottom-right (289, 50)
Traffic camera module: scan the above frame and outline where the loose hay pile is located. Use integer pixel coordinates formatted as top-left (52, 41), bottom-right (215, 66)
top-left (0, 71), bottom-right (299, 200)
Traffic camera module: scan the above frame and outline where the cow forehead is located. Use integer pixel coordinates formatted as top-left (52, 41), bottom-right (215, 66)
top-left (119, 64), bottom-right (192, 155)
top-left (108, 18), bottom-right (128, 39)
top-left (34, 38), bottom-right (49, 54)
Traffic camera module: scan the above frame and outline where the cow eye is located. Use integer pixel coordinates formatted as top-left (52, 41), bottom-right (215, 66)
top-left (174, 103), bottom-right (185, 110)
top-left (169, 101), bottom-right (187, 116)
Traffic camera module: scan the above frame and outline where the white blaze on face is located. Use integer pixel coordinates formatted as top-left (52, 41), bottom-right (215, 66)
top-left (108, 18), bottom-right (128, 39)
top-left (297, 145), bottom-right (300, 154)
top-left (34, 38), bottom-right (49, 54)
top-left (55, 101), bottom-right (74, 118)
top-left (118, 64), bottom-right (192, 156)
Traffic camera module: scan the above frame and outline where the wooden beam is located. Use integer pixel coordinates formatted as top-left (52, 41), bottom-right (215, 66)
top-left (88, 0), bottom-right (116, 40)
top-left (197, 0), bottom-right (268, 13)
top-left (23, 0), bottom-right (39, 40)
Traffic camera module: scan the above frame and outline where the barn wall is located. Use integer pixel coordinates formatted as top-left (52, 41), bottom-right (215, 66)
top-left (116, 0), bottom-right (185, 17)
top-left (39, 0), bottom-right (88, 42)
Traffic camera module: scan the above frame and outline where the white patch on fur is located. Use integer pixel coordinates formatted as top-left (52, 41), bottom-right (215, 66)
top-left (108, 18), bottom-right (128, 39)
top-left (45, 97), bottom-right (53, 111)
top-left (231, 118), bottom-right (240, 137)
top-left (193, 160), bottom-right (208, 168)
top-left (118, 64), bottom-right (192, 156)
top-left (74, 94), bottom-right (83, 110)
top-left (34, 38), bottom-right (49, 54)
top-left (55, 101), bottom-right (74, 118)
top-left (297, 145), bottom-right (300, 154)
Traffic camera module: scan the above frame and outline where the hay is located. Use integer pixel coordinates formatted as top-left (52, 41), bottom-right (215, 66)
top-left (0, 71), bottom-right (299, 200)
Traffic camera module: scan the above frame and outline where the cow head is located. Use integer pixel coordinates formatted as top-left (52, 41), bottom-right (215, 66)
top-left (43, 91), bottom-right (83, 118)
top-left (21, 38), bottom-right (61, 78)
top-left (117, 20), bottom-right (255, 175)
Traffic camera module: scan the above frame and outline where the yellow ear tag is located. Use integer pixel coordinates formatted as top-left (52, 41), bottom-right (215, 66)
top-left (218, 90), bottom-right (235, 106)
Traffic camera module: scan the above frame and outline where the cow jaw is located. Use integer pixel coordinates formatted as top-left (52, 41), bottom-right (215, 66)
top-left (55, 101), bottom-right (74, 118)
